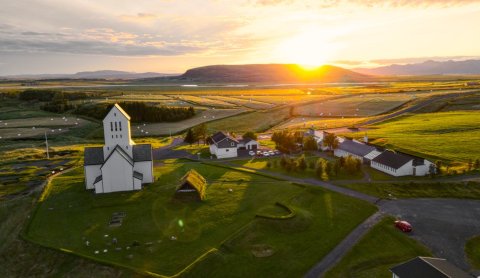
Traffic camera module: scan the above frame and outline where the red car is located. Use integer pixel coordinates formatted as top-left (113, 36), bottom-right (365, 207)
top-left (394, 220), bottom-right (412, 233)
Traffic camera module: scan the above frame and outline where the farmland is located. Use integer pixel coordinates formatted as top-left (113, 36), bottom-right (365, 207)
top-left (25, 160), bottom-right (376, 277)
top-left (293, 93), bottom-right (414, 117)
top-left (351, 111), bottom-right (480, 162)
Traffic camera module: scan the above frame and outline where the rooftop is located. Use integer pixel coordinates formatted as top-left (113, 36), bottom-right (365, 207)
top-left (390, 257), bottom-right (472, 278)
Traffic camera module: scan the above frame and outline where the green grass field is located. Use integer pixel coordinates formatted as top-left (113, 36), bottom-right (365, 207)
top-left (324, 216), bottom-right (431, 278)
top-left (356, 111), bottom-right (480, 163)
top-left (26, 160), bottom-right (376, 277)
top-left (337, 181), bottom-right (480, 199)
top-left (466, 236), bottom-right (480, 269)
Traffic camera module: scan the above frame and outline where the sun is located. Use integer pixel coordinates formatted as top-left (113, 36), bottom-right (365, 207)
top-left (273, 30), bottom-right (337, 69)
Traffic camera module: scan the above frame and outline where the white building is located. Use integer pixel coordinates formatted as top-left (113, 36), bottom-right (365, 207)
top-left (237, 138), bottom-right (259, 151)
top-left (371, 150), bottom-right (434, 177)
top-left (305, 128), bottom-right (330, 151)
top-left (208, 131), bottom-right (239, 159)
top-left (334, 138), bottom-right (381, 163)
top-left (84, 104), bottom-right (154, 193)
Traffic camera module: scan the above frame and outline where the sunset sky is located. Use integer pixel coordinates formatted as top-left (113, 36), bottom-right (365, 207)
top-left (1, 0), bottom-right (479, 75)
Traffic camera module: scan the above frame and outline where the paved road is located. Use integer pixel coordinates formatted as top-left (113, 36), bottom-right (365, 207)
top-left (381, 199), bottom-right (480, 275)
top-left (152, 137), bottom-right (196, 160)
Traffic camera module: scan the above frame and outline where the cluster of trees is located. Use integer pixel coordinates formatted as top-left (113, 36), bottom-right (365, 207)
top-left (275, 154), bottom-right (362, 177)
top-left (75, 102), bottom-right (195, 122)
top-left (41, 92), bottom-right (74, 113)
top-left (271, 130), bottom-right (304, 153)
top-left (19, 89), bottom-right (95, 102)
top-left (184, 123), bottom-right (207, 145)
top-left (271, 130), bottom-right (339, 153)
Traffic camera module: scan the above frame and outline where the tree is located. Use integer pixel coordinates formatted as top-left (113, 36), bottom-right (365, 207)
top-left (308, 160), bottom-right (316, 169)
top-left (333, 160), bottom-right (341, 176)
top-left (303, 136), bottom-right (318, 151)
top-left (315, 160), bottom-right (324, 178)
top-left (468, 159), bottom-right (473, 171)
top-left (193, 123), bottom-right (207, 145)
top-left (297, 155), bottom-right (307, 171)
top-left (242, 131), bottom-right (257, 141)
top-left (184, 129), bottom-right (196, 145)
top-left (435, 160), bottom-right (443, 175)
top-left (323, 133), bottom-right (339, 151)
top-left (325, 161), bottom-right (333, 176)
top-left (280, 155), bottom-right (288, 168)
top-left (474, 159), bottom-right (480, 170)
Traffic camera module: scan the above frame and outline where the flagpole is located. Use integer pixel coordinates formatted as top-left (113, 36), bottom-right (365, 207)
top-left (45, 131), bottom-right (50, 159)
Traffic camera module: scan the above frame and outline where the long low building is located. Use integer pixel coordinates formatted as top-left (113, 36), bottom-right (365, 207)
top-left (331, 135), bottom-right (434, 177)
top-left (371, 150), bottom-right (434, 177)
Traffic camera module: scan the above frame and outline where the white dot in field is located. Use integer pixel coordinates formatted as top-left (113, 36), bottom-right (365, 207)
top-left (94, 250), bottom-right (99, 254)
top-left (51, 118), bottom-right (53, 120)
top-left (4, 123), bottom-right (7, 125)
top-left (0, 136), bottom-right (2, 139)
top-left (32, 127), bottom-right (35, 129)
top-left (145, 132), bottom-right (149, 134)
top-left (17, 133), bottom-right (21, 136)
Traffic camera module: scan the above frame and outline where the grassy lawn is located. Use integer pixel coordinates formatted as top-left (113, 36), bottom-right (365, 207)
top-left (465, 236), bottom-right (480, 269)
top-left (354, 111), bottom-right (480, 163)
top-left (337, 181), bottom-right (480, 199)
top-left (324, 216), bottom-right (432, 278)
top-left (26, 159), bottom-right (376, 277)
top-left (231, 156), bottom-right (364, 181)
top-left (0, 195), bottom-right (136, 277)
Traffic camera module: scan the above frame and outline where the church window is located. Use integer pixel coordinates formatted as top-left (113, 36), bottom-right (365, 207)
top-left (119, 121), bottom-right (122, 131)
top-left (111, 135), bottom-right (113, 138)
top-left (120, 134), bottom-right (122, 138)
top-left (114, 113), bottom-right (116, 117)
top-left (110, 122), bottom-right (113, 131)
top-left (115, 122), bottom-right (117, 131)
top-left (116, 135), bottom-right (118, 138)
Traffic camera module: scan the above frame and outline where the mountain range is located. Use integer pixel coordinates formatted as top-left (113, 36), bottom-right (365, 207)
top-left (1, 70), bottom-right (175, 80)
top-left (355, 59), bottom-right (480, 75)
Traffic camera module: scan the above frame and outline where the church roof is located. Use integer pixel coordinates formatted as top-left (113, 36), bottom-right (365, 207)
top-left (84, 147), bottom-right (104, 166)
top-left (133, 144), bottom-right (153, 162)
top-left (133, 171), bottom-right (143, 180)
top-left (101, 145), bottom-right (134, 168)
top-left (112, 103), bottom-right (131, 120)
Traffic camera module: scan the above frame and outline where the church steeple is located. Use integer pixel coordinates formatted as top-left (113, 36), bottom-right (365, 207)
top-left (102, 104), bottom-right (133, 157)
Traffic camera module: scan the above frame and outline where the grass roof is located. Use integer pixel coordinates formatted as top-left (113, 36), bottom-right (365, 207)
top-left (178, 169), bottom-right (207, 200)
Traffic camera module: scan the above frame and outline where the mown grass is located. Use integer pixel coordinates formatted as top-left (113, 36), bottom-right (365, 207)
top-left (231, 156), bottom-right (364, 181)
top-left (26, 160), bottom-right (376, 277)
top-left (465, 235), bottom-right (480, 269)
top-left (355, 111), bottom-right (480, 163)
top-left (324, 216), bottom-right (431, 278)
top-left (337, 181), bottom-right (480, 199)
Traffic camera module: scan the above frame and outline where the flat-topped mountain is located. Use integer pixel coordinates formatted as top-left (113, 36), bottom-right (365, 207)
top-left (175, 64), bottom-right (371, 83)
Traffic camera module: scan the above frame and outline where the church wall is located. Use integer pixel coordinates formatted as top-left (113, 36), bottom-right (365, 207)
top-left (84, 165), bottom-right (101, 190)
top-left (100, 151), bottom-right (135, 193)
top-left (133, 161), bottom-right (154, 183)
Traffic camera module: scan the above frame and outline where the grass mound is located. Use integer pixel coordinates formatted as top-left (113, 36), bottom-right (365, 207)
top-left (465, 235), bottom-right (480, 269)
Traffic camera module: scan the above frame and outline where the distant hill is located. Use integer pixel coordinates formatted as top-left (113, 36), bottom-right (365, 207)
top-left (355, 59), bottom-right (480, 76)
top-left (2, 70), bottom-right (176, 80)
top-left (166, 64), bottom-right (370, 83)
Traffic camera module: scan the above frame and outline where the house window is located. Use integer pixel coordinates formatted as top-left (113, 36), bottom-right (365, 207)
top-left (231, 142), bottom-right (234, 146)
top-left (226, 149), bottom-right (229, 152)
top-left (107, 147), bottom-right (109, 150)
top-left (115, 122), bottom-right (117, 131)
top-left (119, 121), bottom-right (122, 131)
top-left (126, 146), bottom-right (128, 149)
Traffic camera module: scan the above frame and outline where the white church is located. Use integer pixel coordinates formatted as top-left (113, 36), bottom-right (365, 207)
top-left (84, 104), bottom-right (154, 194)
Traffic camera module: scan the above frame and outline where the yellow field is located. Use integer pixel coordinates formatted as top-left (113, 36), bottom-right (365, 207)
top-left (205, 96), bottom-right (275, 109)
top-left (293, 93), bottom-right (413, 117)
top-left (273, 117), bottom-right (367, 131)
top-left (173, 95), bottom-right (236, 108)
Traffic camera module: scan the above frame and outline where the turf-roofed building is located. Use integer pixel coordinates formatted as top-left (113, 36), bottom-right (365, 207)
top-left (84, 104), bottom-right (153, 194)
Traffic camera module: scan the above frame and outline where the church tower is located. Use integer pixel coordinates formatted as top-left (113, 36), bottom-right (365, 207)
top-left (102, 104), bottom-right (133, 158)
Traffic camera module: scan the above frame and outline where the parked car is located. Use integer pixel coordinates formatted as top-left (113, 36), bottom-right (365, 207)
top-left (248, 151), bottom-right (255, 156)
top-left (394, 220), bottom-right (412, 233)
top-left (268, 151), bottom-right (275, 155)
top-left (263, 151), bottom-right (270, 156)
top-left (274, 150), bottom-right (281, 155)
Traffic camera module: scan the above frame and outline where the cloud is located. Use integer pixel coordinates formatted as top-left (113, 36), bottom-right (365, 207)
top-left (251, 0), bottom-right (478, 7)
top-left (119, 13), bottom-right (158, 24)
